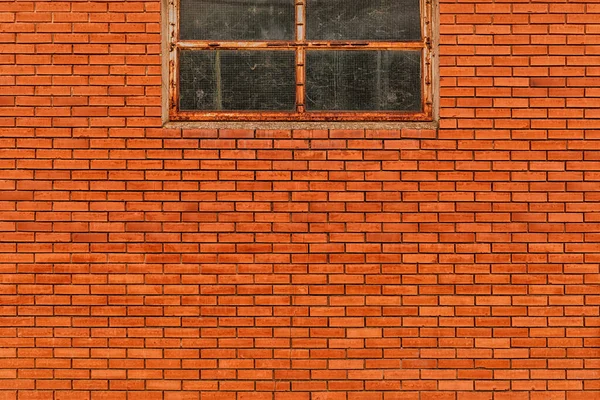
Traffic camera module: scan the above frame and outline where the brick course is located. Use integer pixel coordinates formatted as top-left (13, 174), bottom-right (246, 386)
top-left (0, 0), bottom-right (599, 399)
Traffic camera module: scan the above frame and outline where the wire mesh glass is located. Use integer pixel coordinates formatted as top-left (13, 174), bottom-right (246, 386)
top-left (306, 0), bottom-right (421, 41)
top-left (179, 50), bottom-right (296, 111)
top-left (305, 50), bottom-right (422, 112)
top-left (179, 0), bottom-right (295, 41)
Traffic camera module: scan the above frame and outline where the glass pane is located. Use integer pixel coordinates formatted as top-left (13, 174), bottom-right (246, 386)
top-left (305, 50), bottom-right (422, 112)
top-left (306, 0), bottom-right (421, 41)
top-left (179, 50), bottom-right (296, 111)
top-left (179, 0), bottom-right (295, 41)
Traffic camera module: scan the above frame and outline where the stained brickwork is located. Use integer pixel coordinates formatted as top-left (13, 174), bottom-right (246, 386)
top-left (0, 1), bottom-right (599, 400)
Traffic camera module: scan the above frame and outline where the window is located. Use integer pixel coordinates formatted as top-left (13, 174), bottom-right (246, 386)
top-left (167, 0), bottom-right (433, 122)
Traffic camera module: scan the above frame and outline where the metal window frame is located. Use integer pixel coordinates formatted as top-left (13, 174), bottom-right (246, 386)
top-left (168, 0), bottom-right (433, 122)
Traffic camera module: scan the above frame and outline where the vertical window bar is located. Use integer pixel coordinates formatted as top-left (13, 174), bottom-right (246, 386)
top-left (296, 0), bottom-right (306, 113)
top-left (169, 0), bottom-right (179, 114)
top-left (422, 0), bottom-right (433, 115)
top-left (296, 0), bottom-right (305, 42)
top-left (297, 49), bottom-right (305, 113)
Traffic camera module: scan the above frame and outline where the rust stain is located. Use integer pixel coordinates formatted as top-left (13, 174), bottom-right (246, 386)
top-left (173, 111), bottom-right (433, 122)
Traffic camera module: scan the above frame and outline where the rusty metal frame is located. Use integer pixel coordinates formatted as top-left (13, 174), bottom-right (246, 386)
top-left (168, 0), bottom-right (433, 122)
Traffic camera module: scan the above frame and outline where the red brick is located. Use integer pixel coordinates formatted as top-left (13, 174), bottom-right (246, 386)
top-left (0, 0), bottom-right (597, 399)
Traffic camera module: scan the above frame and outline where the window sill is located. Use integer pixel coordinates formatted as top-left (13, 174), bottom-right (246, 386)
top-left (162, 120), bottom-right (439, 131)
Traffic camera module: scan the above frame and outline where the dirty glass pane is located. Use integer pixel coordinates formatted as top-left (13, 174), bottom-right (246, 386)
top-left (306, 0), bottom-right (421, 41)
top-left (180, 0), bottom-right (295, 41)
top-left (305, 50), bottom-right (422, 112)
top-left (179, 50), bottom-right (296, 111)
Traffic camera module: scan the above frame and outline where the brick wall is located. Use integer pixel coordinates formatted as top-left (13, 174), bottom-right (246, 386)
top-left (1, 0), bottom-right (599, 400)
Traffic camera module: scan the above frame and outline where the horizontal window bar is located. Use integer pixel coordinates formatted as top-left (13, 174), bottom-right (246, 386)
top-left (172, 111), bottom-right (433, 122)
top-left (176, 41), bottom-right (426, 50)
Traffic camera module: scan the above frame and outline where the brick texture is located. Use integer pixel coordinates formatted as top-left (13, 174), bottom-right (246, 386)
top-left (1, 0), bottom-right (600, 399)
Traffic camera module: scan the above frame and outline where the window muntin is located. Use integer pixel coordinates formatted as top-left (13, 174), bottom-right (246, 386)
top-left (168, 0), bottom-right (433, 121)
